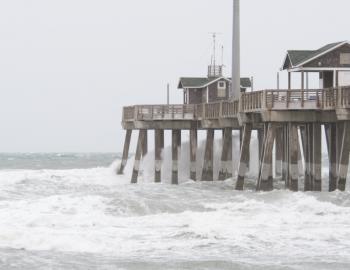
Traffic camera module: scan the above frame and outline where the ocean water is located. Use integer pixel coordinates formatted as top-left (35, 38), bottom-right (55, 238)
top-left (0, 149), bottom-right (350, 270)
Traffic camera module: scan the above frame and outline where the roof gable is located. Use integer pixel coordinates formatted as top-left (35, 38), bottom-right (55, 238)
top-left (282, 41), bottom-right (349, 70)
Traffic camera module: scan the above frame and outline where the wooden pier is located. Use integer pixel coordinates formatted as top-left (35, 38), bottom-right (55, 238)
top-left (119, 86), bottom-right (350, 192)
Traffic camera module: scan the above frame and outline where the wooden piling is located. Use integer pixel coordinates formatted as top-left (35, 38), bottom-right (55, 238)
top-left (117, 130), bottom-right (132, 175)
top-left (257, 123), bottom-right (276, 191)
top-left (202, 129), bottom-right (215, 181)
top-left (131, 130), bottom-right (146, 184)
top-left (190, 129), bottom-right (197, 181)
top-left (337, 121), bottom-right (350, 191)
top-left (172, 130), bottom-right (181, 185)
top-left (312, 123), bottom-right (322, 191)
top-left (288, 123), bottom-right (299, 191)
top-left (219, 128), bottom-right (233, 180)
top-left (154, 129), bottom-right (164, 183)
top-left (236, 124), bottom-right (252, 190)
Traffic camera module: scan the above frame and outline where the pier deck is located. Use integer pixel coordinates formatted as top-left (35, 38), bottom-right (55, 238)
top-left (119, 86), bottom-right (350, 192)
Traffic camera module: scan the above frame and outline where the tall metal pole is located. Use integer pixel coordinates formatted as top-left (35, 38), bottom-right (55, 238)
top-left (231, 0), bottom-right (240, 100)
top-left (167, 83), bottom-right (170, 105)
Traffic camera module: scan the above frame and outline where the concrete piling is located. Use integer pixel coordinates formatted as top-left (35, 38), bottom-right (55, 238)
top-left (118, 130), bottom-right (132, 175)
top-left (202, 129), bottom-right (215, 181)
top-left (236, 124), bottom-right (252, 190)
top-left (172, 130), bottom-right (181, 185)
top-left (131, 130), bottom-right (146, 184)
top-left (312, 123), bottom-right (322, 191)
top-left (154, 129), bottom-right (164, 183)
top-left (288, 123), bottom-right (299, 191)
top-left (190, 129), bottom-right (197, 181)
top-left (275, 127), bottom-right (283, 177)
top-left (338, 121), bottom-right (350, 191)
top-left (257, 123), bottom-right (276, 191)
top-left (325, 124), bottom-right (337, 191)
top-left (219, 128), bottom-right (233, 180)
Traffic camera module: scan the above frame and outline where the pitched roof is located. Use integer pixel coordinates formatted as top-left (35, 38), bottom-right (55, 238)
top-left (178, 77), bottom-right (251, 89)
top-left (282, 41), bottom-right (349, 70)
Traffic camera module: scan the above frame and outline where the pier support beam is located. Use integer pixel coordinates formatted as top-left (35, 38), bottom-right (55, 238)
top-left (190, 129), bottom-right (197, 181)
top-left (202, 129), bottom-right (215, 181)
top-left (172, 130), bottom-right (181, 185)
top-left (117, 130), bottom-right (132, 175)
top-left (257, 123), bottom-right (276, 191)
top-left (219, 128), bottom-right (233, 180)
top-left (325, 124), bottom-right (337, 191)
top-left (154, 129), bottom-right (164, 183)
top-left (337, 121), bottom-right (350, 191)
top-left (236, 124), bottom-right (252, 190)
top-left (131, 130), bottom-right (146, 184)
top-left (288, 123), bottom-right (299, 191)
top-left (312, 123), bottom-right (322, 191)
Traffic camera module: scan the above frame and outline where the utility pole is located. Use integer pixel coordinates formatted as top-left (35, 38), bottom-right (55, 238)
top-left (231, 0), bottom-right (240, 100)
top-left (167, 83), bottom-right (170, 105)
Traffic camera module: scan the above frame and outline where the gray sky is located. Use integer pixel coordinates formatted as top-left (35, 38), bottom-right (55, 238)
top-left (0, 0), bottom-right (349, 152)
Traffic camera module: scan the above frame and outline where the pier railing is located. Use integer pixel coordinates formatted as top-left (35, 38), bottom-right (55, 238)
top-left (122, 87), bottom-right (350, 122)
top-left (122, 101), bottom-right (239, 122)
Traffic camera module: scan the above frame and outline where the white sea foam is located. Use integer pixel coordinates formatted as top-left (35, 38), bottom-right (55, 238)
top-left (0, 148), bottom-right (349, 269)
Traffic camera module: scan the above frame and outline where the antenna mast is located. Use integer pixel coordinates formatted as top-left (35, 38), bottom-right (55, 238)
top-left (208, 32), bottom-right (222, 77)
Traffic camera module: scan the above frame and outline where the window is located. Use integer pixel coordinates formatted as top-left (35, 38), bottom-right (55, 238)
top-left (218, 81), bottom-right (226, 89)
top-left (217, 88), bottom-right (226, 98)
top-left (340, 53), bottom-right (350, 65)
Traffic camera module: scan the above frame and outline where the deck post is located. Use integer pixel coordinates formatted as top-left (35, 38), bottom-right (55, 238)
top-left (337, 121), bottom-right (350, 191)
top-left (117, 129), bottom-right (132, 175)
top-left (288, 72), bottom-right (291, 90)
top-left (236, 123), bottom-right (252, 190)
top-left (275, 127), bottom-right (283, 177)
top-left (312, 123), bottom-right (322, 191)
top-left (325, 124), bottom-right (337, 191)
top-left (190, 129), bottom-right (197, 181)
top-left (154, 129), bottom-right (164, 183)
top-left (289, 123), bottom-right (299, 191)
top-left (219, 128), bottom-right (233, 180)
top-left (172, 130), bottom-right (181, 185)
top-left (202, 129), bottom-right (215, 181)
top-left (257, 123), bottom-right (276, 191)
top-left (131, 130), bottom-right (146, 184)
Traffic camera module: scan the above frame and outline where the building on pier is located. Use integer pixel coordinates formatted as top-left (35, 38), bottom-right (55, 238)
top-left (178, 64), bottom-right (251, 104)
top-left (282, 41), bottom-right (350, 88)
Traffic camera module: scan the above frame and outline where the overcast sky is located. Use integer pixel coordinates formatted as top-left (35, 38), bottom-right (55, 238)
top-left (0, 0), bottom-right (349, 152)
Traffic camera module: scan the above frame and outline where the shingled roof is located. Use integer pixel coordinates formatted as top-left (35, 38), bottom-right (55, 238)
top-left (282, 41), bottom-right (349, 70)
top-left (178, 77), bottom-right (251, 89)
